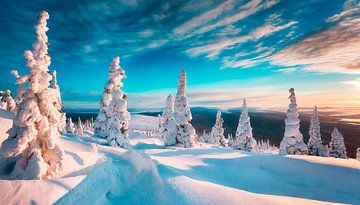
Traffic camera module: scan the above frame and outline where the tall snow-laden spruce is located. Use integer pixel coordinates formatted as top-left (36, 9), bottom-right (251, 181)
top-left (161, 95), bottom-right (177, 146)
top-left (209, 111), bottom-right (226, 146)
top-left (94, 56), bottom-right (130, 147)
top-left (233, 99), bottom-right (257, 151)
top-left (329, 127), bottom-right (347, 159)
top-left (279, 88), bottom-right (308, 155)
top-left (173, 70), bottom-right (197, 147)
top-left (308, 106), bottom-right (323, 156)
top-left (0, 11), bottom-right (64, 179)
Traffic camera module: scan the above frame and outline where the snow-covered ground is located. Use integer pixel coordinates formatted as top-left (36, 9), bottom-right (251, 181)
top-left (0, 110), bottom-right (359, 205)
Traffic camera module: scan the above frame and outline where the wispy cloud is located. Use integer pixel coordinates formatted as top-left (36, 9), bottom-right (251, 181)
top-left (187, 21), bottom-right (297, 60)
top-left (270, 18), bottom-right (360, 74)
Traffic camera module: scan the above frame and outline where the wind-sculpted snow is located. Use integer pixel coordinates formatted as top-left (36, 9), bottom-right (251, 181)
top-left (56, 151), bottom-right (181, 205)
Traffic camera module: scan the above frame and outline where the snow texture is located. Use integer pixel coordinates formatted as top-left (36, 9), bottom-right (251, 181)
top-left (94, 56), bottom-right (130, 148)
top-left (279, 88), bottom-right (308, 155)
top-left (329, 127), bottom-right (347, 159)
top-left (0, 11), bottom-right (64, 179)
top-left (233, 99), bottom-right (257, 151)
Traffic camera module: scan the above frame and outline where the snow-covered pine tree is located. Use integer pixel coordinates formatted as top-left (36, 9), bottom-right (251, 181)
top-left (173, 70), bottom-right (197, 147)
top-left (308, 106), bottom-right (323, 156)
top-left (94, 56), bottom-right (130, 147)
top-left (197, 130), bottom-right (207, 143)
top-left (76, 117), bottom-right (84, 135)
top-left (0, 11), bottom-right (64, 179)
top-left (66, 118), bottom-right (76, 134)
top-left (94, 57), bottom-right (130, 147)
top-left (279, 88), bottom-right (308, 155)
top-left (0, 90), bottom-right (16, 113)
top-left (227, 133), bottom-right (233, 147)
top-left (160, 95), bottom-right (177, 146)
top-left (209, 111), bottom-right (226, 146)
top-left (11, 70), bottom-right (27, 107)
top-left (50, 70), bottom-right (66, 133)
top-left (357, 148), bottom-right (360, 161)
top-left (329, 127), bottom-right (347, 159)
top-left (233, 99), bottom-right (257, 151)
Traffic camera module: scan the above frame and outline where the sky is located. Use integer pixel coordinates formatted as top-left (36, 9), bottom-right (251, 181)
top-left (0, 0), bottom-right (359, 110)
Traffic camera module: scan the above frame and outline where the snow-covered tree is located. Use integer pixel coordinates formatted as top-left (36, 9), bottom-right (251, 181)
top-left (0, 90), bottom-right (16, 112)
top-left (308, 106), bottom-right (323, 156)
top-left (233, 99), bottom-right (257, 151)
top-left (329, 127), bottom-right (347, 159)
top-left (0, 91), bottom-right (5, 109)
top-left (50, 70), bottom-right (66, 133)
top-left (172, 70), bottom-right (197, 147)
top-left (160, 95), bottom-right (177, 146)
top-left (94, 57), bottom-right (130, 147)
top-left (197, 130), bottom-right (207, 143)
top-left (66, 118), bottom-right (76, 134)
top-left (0, 11), bottom-right (64, 179)
top-left (227, 133), bottom-right (233, 147)
top-left (209, 111), bottom-right (226, 146)
top-left (76, 117), bottom-right (84, 135)
top-left (356, 148), bottom-right (360, 161)
top-left (279, 88), bottom-right (308, 155)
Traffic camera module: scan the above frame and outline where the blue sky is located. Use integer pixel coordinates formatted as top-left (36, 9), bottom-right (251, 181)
top-left (0, 0), bottom-right (359, 109)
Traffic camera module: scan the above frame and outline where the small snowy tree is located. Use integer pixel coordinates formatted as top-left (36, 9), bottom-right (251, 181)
top-left (0, 91), bottom-right (5, 109)
top-left (227, 133), bottom-right (233, 147)
top-left (279, 88), bottom-right (308, 155)
top-left (0, 90), bottom-right (16, 112)
top-left (233, 99), bottom-right (257, 151)
top-left (197, 130), bottom-right (207, 143)
top-left (308, 106), bottom-right (323, 156)
top-left (0, 11), bottom-right (64, 179)
top-left (173, 70), bottom-right (197, 147)
top-left (76, 117), bottom-right (84, 135)
top-left (50, 70), bottom-right (66, 133)
top-left (209, 111), bottom-right (226, 146)
top-left (160, 95), bottom-right (177, 146)
top-left (356, 148), bottom-right (360, 161)
top-left (94, 57), bottom-right (130, 147)
top-left (329, 127), bottom-right (347, 159)
top-left (66, 118), bottom-right (76, 134)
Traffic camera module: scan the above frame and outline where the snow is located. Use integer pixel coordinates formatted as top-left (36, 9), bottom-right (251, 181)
top-left (0, 109), bottom-right (13, 145)
top-left (0, 113), bottom-right (360, 204)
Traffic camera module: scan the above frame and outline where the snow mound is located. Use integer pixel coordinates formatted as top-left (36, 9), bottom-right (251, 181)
top-left (56, 151), bottom-right (179, 205)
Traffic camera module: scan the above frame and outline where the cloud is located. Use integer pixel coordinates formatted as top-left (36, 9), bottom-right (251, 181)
top-left (186, 21), bottom-right (297, 59)
top-left (172, 0), bottom-right (235, 35)
top-left (276, 68), bottom-right (296, 73)
top-left (270, 18), bottom-right (360, 74)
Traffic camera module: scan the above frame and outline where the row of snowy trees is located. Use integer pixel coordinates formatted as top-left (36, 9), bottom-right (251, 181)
top-left (65, 117), bottom-right (94, 135)
top-left (279, 88), bottom-right (348, 159)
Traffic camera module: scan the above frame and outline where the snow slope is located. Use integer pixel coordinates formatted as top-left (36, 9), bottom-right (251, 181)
top-left (1, 113), bottom-right (360, 205)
